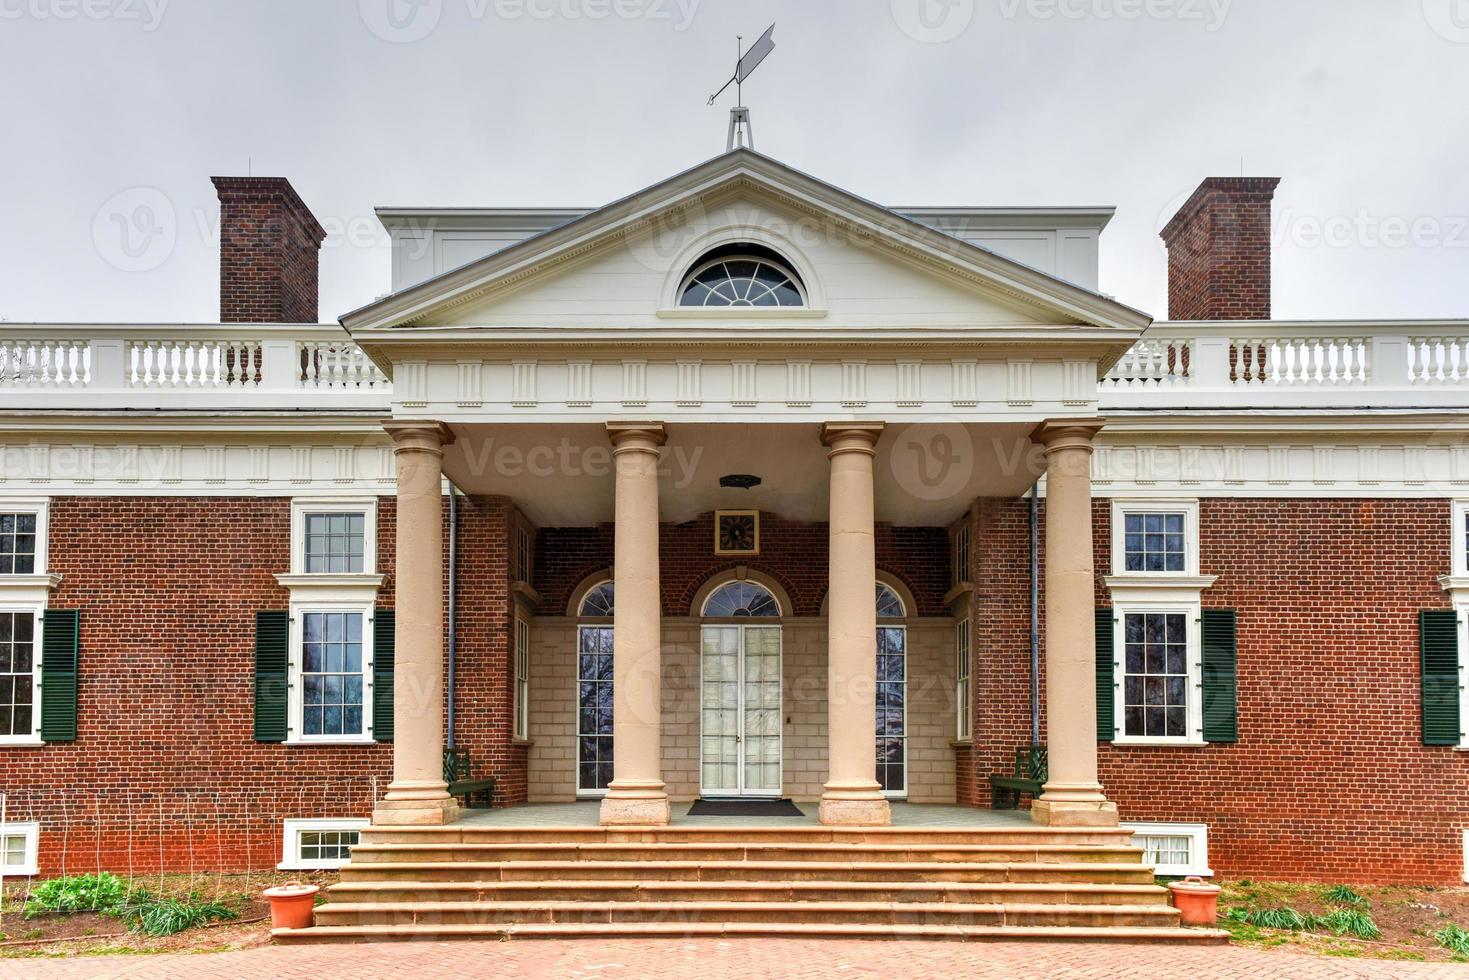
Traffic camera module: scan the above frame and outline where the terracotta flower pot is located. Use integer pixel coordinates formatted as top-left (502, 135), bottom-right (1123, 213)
top-left (263, 880), bottom-right (320, 930)
top-left (1166, 875), bottom-right (1221, 927)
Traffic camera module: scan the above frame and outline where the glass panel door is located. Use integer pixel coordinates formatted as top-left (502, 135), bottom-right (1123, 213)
top-left (700, 626), bottom-right (741, 795)
top-left (741, 626), bottom-right (783, 795)
top-left (876, 625), bottom-right (907, 796)
top-left (576, 625), bottom-right (614, 795)
top-left (701, 624), bottom-right (782, 796)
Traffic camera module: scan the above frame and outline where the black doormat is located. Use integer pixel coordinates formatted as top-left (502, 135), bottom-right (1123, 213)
top-left (688, 798), bottom-right (805, 817)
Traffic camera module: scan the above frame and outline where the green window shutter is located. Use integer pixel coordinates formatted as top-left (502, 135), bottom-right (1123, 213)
top-left (1095, 607), bottom-right (1115, 742)
top-left (253, 611), bottom-right (289, 743)
top-left (1420, 609), bottom-right (1461, 747)
top-left (1201, 609), bottom-right (1239, 744)
top-left (373, 608), bottom-right (395, 743)
top-left (40, 609), bottom-right (80, 742)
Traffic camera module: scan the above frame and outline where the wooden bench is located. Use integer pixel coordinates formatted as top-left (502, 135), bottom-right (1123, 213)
top-left (989, 745), bottom-right (1047, 809)
top-left (443, 747), bottom-right (495, 808)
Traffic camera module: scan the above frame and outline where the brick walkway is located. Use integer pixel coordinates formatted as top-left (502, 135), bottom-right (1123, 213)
top-left (6, 939), bottom-right (1462, 979)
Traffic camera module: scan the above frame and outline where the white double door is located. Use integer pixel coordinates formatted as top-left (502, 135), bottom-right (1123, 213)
top-left (700, 625), bottom-right (782, 797)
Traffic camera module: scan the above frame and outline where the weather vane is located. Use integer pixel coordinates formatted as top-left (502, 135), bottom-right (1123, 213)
top-left (707, 23), bottom-right (775, 152)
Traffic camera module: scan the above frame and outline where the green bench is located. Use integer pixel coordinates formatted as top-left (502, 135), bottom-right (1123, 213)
top-left (444, 746), bottom-right (495, 808)
top-left (989, 745), bottom-right (1047, 809)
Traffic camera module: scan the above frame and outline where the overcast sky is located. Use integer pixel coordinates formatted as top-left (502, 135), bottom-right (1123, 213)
top-left (1, 0), bottom-right (1465, 324)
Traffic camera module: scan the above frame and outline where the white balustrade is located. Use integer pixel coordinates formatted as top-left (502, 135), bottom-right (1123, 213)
top-left (296, 341), bottom-right (387, 388)
top-left (1228, 336), bottom-right (1368, 385)
top-left (1408, 336), bottom-right (1469, 384)
top-left (0, 338), bottom-right (90, 387)
top-left (1102, 339), bottom-right (1191, 388)
top-left (125, 338), bottom-right (264, 388)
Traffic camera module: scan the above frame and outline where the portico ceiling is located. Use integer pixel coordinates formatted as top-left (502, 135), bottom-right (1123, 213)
top-left (442, 421), bottom-right (1043, 527)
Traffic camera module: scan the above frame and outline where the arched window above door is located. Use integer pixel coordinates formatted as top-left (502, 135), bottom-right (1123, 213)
top-left (702, 580), bottom-right (781, 618)
top-left (876, 582), bottom-right (906, 619)
top-left (578, 580), bottom-right (615, 617)
top-left (678, 243), bottom-right (806, 308)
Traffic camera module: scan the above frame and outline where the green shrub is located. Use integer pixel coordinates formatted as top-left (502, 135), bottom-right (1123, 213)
top-left (24, 873), bottom-right (133, 917)
top-left (1323, 885), bottom-right (1365, 906)
top-left (1236, 906), bottom-right (1313, 931)
top-left (124, 898), bottom-right (237, 937)
top-left (1436, 924), bottom-right (1469, 957)
top-left (1319, 906), bottom-right (1381, 940)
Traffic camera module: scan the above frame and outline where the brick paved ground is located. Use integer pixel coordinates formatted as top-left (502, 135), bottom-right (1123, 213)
top-left (5, 939), bottom-right (1463, 980)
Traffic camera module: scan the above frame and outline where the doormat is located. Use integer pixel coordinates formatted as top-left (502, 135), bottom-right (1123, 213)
top-left (688, 798), bottom-right (805, 817)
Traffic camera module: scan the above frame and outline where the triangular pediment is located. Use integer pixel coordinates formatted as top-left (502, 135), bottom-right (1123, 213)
top-left (341, 149), bottom-right (1150, 336)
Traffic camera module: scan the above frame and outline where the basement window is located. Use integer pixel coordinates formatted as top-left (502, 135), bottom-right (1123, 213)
top-left (1121, 822), bottom-right (1212, 877)
top-left (279, 818), bottom-right (369, 871)
top-left (0, 821), bottom-right (39, 875)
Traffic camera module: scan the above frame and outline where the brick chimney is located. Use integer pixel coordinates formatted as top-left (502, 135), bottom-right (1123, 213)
top-left (1160, 177), bottom-right (1281, 321)
top-left (212, 177), bottom-right (327, 323)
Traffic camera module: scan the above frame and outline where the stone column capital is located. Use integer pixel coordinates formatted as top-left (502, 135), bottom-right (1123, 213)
top-left (820, 421), bottom-right (884, 457)
top-left (606, 421), bottom-right (667, 456)
top-left (383, 419), bottom-right (456, 455)
top-left (1030, 417), bottom-right (1105, 455)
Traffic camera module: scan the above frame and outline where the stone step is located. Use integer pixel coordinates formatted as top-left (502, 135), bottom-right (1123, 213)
top-left (337, 859), bottom-right (1158, 885)
top-left (325, 878), bottom-right (1172, 907)
top-left (362, 826), bottom-right (1139, 848)
top-left (272, 921), bottom-right (1229, 945)
top-left (312, 899), bottom-right (1183, 929)
top-left (346, 841), bottom-right (1144, 865)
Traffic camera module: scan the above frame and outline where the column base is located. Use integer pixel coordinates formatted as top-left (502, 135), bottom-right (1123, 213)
top-left (372, 797), bottom-right (462, 827)
top-left (1030, 798), bottom-right (1119, 828)
top-left (818, 781), bottom-right (892, 827)
top-left (599, 780), bottom-right (670, 826)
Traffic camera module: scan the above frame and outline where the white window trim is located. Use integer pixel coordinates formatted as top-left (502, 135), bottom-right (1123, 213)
top-left (278, 817), bottom-right (369, 871)
top-left (0, 602), bottom-right (46, 747)
top-left (955, 619), bottom-right (972, 742)
top-left (0, 820), bottom-right (40, 876)
top-left (1109, 597), bottom-right (1207, 747)
top-left (513, 616), bottom-right (530, 742)
top-left (1121, 821), bottom-right (1212, 877)
top-left (1463, 829), bottom-right (1469, 884)
top-left (289, 497), bottom-right (377, 576)
top-left (877, 618), bottom-right (908, 799)
top-left (576, 623), bottom-right (612, 799)
top-left (285, 599), bottom-right (376, 746)
top-left (1110, 498), bottom-right (1201, 578)
top-left (1453, 500), bottom-right (1469, 579)
top-left (0, 497), bottom-right (49, 576)
top-left (1458, 602), bottom-right (1469, 752)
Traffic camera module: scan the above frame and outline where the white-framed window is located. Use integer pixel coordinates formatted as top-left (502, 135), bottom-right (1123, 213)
top-left (1453, 500), bottom-right (1469, 578)
top-left (515, 524), bottom-right (532, 584)
top-left (278, 818), bottom-right (369, 871)
top-left (1111, 499), bottom-right (1200, 577)
top-left (290, 498), bottom-right (377, 576)
top-left (952, 520), bottom-right (970, 585)
top-left (876, 582), bottom-right (907, 798)
top-left (0, 607), bottom-right (42, 745)
top-left (576, 580), bottom-right (614, 796)
top-left (0, 821), bottom-right (39, 875)
top-left (956, 619), bottom-right (971, 741)
top-left (0, 502), bottom-right (46, 576)
top-left (286, 602), bottom-right (374, 745)
top-left (1112, 600), bottom-right (1205, 746)
top-left (514, 616), bottom-right (530, 741)
top-left (1463, 829), bottom-right (1469, 885)
top-left (1121, 822), bottom-right (1212, 877)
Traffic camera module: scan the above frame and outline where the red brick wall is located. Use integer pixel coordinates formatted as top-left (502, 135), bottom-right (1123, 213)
top-left (958, 495), bottom-right (1466, 884)
top-left (212, 177), bottom-right (326, 323)
top-left (0, 494), bottom-right (520, 874)
top-left (1161, 177), bottom-right (1280, 321)
top-left (534, 512), bottom-right (949, 618)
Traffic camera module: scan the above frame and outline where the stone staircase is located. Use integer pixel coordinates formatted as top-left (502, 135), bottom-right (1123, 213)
top-left (273, 823), bottom-right (1227, 943)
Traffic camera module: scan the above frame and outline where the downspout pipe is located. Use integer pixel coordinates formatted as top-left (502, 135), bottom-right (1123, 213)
top-left (446, 485), bottom-right (459, 749)
top-left (1030, 488), bottom-right (1041, 747)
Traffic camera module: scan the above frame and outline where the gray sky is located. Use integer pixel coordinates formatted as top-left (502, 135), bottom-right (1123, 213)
top-left (1, 0), bottom-right (1465, 324)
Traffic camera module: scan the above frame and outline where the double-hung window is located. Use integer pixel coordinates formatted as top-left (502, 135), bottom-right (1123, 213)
top-left (514, 616), bottom-right (530, 741)
top-left (277, 499), bottom-right (382, 745)
top-left (955, 620), bottom-right (971, 740)
top-left (0, 499), bottom-right (52, 747)
top-left (1104, 500), bottom-right (1216, 747)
